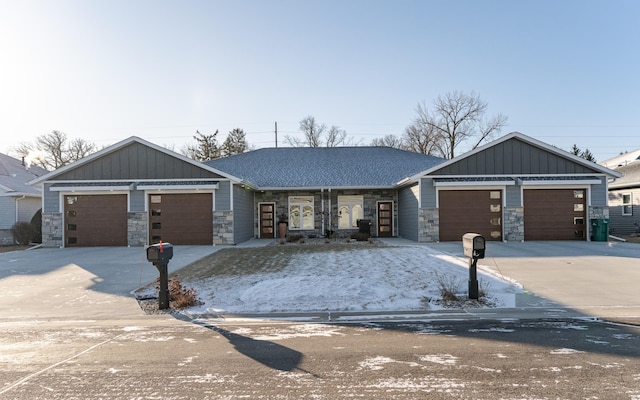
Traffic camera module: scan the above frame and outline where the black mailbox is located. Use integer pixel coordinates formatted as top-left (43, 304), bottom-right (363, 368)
top-left (462, 233), bottom-right (485, 259)
top-left (146, 243), bottom-right (173, 263)
top-left (145, 242), bottom-right (173, 310)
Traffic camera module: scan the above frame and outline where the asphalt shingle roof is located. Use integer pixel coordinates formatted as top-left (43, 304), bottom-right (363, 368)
top-left (206, 147), bottom-right (445, 188)
top-left (609, 161), bottom-right (640, 189)
top-left (0, 153), bottom-right (47, 196)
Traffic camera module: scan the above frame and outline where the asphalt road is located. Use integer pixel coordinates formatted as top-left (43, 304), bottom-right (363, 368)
top-left (1, 240), bottom-right (640, 399)
top-left (1, 318), bottom-right (639, 399)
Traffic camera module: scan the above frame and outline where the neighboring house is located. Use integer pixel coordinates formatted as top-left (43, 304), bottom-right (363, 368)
top-left (0, 153), bottom-right (47, 245)
top-left (29, 132), bottom-right (621, 248)
top-left (605, 156), bottom-right (640, 235)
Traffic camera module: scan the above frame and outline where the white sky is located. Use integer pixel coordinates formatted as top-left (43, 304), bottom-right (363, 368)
top-left (1, 0), bottom-right (639, 161)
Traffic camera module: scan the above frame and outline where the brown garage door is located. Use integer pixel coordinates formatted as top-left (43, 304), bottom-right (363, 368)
top-left (439, 190), bottom-right (503, 242)
top-left (524, 189), bottom-right (586, 241)
top-left (149, 193), bottom-right (213, 245)
top-left (65, 194), bottom-right (127, 247)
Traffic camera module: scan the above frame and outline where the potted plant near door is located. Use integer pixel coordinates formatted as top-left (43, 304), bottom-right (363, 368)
top-left (277, 213), bottom-right (288, 239)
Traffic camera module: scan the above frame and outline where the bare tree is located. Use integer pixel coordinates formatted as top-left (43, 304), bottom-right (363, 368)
top-left (182, 130), bottom-right (221, 161)
top-left (403, 103), bottom-right (443, 155)
top-left (415, 91), bottom-right (507, 158)
top-left (286, 116), bottom-right (359, 147)
top-left (12, 130), bottom-right (97, 170)
top-left (221, 128), bottom-right (249, 157)
top-left (370, 134), bottom-right (405, 149)
top-left (325, 126), bottom-right (348, 147)
top-left (286, 116), bottom-right (326, 147)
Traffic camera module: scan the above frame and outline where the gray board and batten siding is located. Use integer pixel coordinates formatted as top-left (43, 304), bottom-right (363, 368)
top-left (232, 184), bottom-right (254, 243)
top-left (398, 183), bottom-right (420, 241)
top-left (429, 137), bottom-right (599, 176)
top-left (53, 142), bottom-right (221, 181)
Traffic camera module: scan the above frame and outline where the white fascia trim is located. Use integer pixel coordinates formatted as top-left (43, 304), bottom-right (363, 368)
top-left (138, 184), bottom-right (219, 190)
top-left (433, 180), bottom-right (515, 187)
top-left (437, 185), bottom-right (509, 191)
top-left (50, 185), bottom-right (132, 192)
top-left (145, 189), bottom-right (216, 194)
top-left (519, 179), bottom-right (602, 186)
top-left (257, 185), bottom-right (395, 191)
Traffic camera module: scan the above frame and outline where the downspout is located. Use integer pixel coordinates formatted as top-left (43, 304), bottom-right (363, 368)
top-left (328, 188), bottom-right (332, 236)
top-left (321, 188), bottom-right (325, 237)
top-left (15, 195), bottom-right (26, 223)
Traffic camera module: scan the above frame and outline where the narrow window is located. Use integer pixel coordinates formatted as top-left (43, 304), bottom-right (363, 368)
top-left (622, 193), bottom-right (632, 216)
top-left (338, 195), bottom-right (364, 229)
top-left (289, 196), bottom-right (314, 230)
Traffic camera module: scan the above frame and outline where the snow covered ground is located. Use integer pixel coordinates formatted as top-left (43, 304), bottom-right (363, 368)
top-left (145, 243), bottom-right (523, 315)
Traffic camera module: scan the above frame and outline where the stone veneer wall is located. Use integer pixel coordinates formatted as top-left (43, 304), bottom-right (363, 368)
top-left (42, 212), bottom-right (63, 248)
top-left (589, 205), bottom-right (609, 220)
top-left (503, 207), bottom-right (524, 242)
top-left (255, 190), bottom-right (398, 239)
top-left (418, 208), bottom-right (439, 242)
top-left (213, 210), bottom-right (234, 245)
top-left (0, 230), bottom-right (13, 245)
top-left (127, 212), bottom-right (148, 246)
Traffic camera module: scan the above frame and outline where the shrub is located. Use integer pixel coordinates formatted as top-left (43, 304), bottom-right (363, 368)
top-left (287, 234), bottom-right (304, 243)
top-left (11, 222), bottom-right (35, 245)
top-left (351, 232), bottom-right (370, 242)
top-left (434, 272), bottom-right (461, 302)
top-left (30, 209), bottom-right (42, 244)
top-left (156, 276), bottom-right (199, 308)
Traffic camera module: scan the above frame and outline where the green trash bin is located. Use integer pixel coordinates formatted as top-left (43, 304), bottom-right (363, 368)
top-left (590, 219), bottom-right (609, 242)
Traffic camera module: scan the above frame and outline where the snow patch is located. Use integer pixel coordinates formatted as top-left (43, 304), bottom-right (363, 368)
top-left (550, 348), bottom-right (584, 355)
top-left (172, 245), bottom-right (522, 314)
top-left (420, 354), bottom-right (459, 365)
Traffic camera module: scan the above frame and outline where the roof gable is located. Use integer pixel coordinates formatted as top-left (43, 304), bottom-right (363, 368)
top-left (206, 147), bottom-right (445, 188)
top-left (422, 132), bottom-right (621, 178)
top-left (30, 136), bottom-right (239, 184)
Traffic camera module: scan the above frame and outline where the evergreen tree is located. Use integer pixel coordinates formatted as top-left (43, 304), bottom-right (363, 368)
top-left (221, 128), bottom-right (248, 157)
top-left (183, 130), bottom-right (220, 161)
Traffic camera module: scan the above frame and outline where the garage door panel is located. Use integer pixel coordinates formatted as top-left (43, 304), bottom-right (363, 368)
top-left (65, 195), bottom-right (127, 247)
top-left (524, 189), bottom-right (586, 241)
top-left (149, 193), bottom-right (213, 245)
top-left (439, 190), bottom-right (502, 242)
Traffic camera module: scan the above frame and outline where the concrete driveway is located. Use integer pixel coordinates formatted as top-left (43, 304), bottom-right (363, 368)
top-left (426, 240), bottom-right (640, 318)
top-left (1, 240), bottom-right (639, 323)
top-left (0, 246), bottom-right (220, 322)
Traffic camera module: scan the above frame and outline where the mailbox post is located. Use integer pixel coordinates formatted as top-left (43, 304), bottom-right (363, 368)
top-left (146, 242), bottom-right (174, 310)
top-left (462, 233), bottom-right (485, 300)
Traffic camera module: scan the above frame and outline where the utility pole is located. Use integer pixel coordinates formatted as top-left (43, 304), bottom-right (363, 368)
top-left (275, 121), bottom-right (278, 148)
